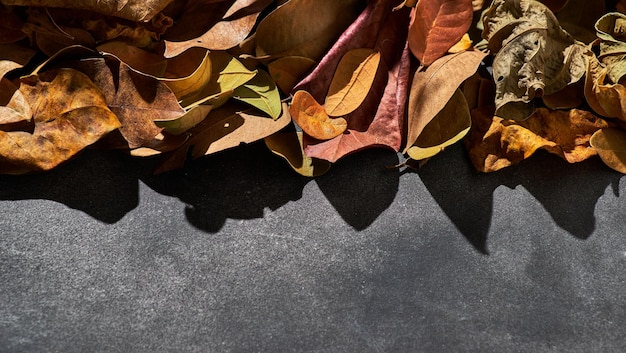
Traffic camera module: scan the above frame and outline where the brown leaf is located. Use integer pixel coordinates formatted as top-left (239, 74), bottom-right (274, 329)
top-left (265, 131), bottom-right (331, 177)
top-left (404, 50), bottom-right (487, 153)
top-left (589, 127), bottom-right (626, 174)
top-left (465, 107), bottom-right (608, 172)
top-left (0, 78), bottom-right (32, 128)
top-left (267, 56), bottom-right (316, 94)
top-left (0, 5), bottom-right (26, 44)
top-left (254, 0), bottom-right (362, 60)
top-left (294, 0), bottom-right (412, 163)
top-left (97, 41), bottom-right (167, 77)
top-left (0, 68), bottom-right (120, 174)
top-left (290, 90), bottom-right (347, 140)
top-left (584, 50), bottom-right (626, 121)
top-left (0, 44), bottom-right (36, 79)
top-left (408, 0), bottom-right (473, 66)
top-left (324, 48), bottom-right (381, 117)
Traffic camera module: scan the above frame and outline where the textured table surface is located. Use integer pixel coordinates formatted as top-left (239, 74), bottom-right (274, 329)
top-left (1, 142), bottom-right (625, 353)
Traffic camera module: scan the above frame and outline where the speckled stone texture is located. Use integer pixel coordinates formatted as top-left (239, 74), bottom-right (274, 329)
top-left (1, 142), bottom-right (625, 353)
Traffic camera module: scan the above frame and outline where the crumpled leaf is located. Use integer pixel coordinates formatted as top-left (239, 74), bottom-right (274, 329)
top-left (267, 56), bottom-right (316, 94)
top-left (407, 88), bottom-right (471, 160)
top-left (595, 12), bottom-right (626, 85)
top-left (294, 0), bottom-right (411, 163)
top-left (324, 48), bottom-right (381, 117)
top-left (0, 78), bottom-right (32, 127)
top-left (233, 69), bottom-right (282, 119)
top-left (73, 57), bottom-right (185, 148)
top-left (589, 127), bottom-right (626, 174)
top-left (265, 130), bottom-right (331, 177)
top-left (2, 0), bottom-right (175, 22)
top-left (584, 48), bottom-right (626, 121)
top-left (0, 68), bottom-right (120, 174)
top-left (466, 107), bottom-right (608, 172)
top-left (408, 0), bottom-right (473, 66)
top-left (254, 0), bottom-right (362, 60)
top-left (404, 50), bottom-right (487, 153)
top-left (290, 90), bottom-right (347, 140)
top-left (156, 102), bottom-right (291, 173)
top-left (483, 0), bottom-right (588, 120)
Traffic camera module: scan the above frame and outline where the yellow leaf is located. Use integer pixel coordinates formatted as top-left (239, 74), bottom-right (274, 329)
top-left (290, 90), bottom-right (347, 140)
top-left (324, 48), bottom-right (381, 117)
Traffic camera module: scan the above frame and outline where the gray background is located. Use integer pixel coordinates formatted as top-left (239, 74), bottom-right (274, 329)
top-left (1, 142), bottom-right (625, 352)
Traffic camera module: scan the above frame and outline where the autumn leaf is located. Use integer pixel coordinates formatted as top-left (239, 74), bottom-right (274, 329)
top-left (0, 68), bottom-right (120, 174)
top-left (406, 88), bottom-right (471, 160)
top-left (155, 104), bottom-right (212, 135)
top-left (265, 131), bottom-right (331, 177)
top-left (0, 44), bottom-right (36, 79)
top-left (466, 107), bottom-right (608, 172)
top-left (589, 127), bottom-right (626, 174)
top-left (0, 78), bottom-right (32, 128)
top-left (267, 56), bottom-right (317, 94)
top-left (404, 50), bottom-right (487, 153)
top-left (233, 69), bottom-right (282, 120)
top-left (290, 90), bottom-right (347, 140)
top-left (408, 0), bottom-right (473, 66)
top-left (324, 48), bottom-right (381, 117)
top-left (97, 41), bottom-right (167, 77)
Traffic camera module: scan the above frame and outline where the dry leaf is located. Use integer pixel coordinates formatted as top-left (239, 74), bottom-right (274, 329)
top-left (0, 44), bottom-right (37, 79)
top-left (265, 131), bottom-right (331, 177)
top-left (290, 90), bottom-right (347, 140)
top-left (448, 33), bottom-right (473, 53)
top-left (0, 5), bottom-right (26, 44)
top-left (589, 127), bottom-right (626, 173)
top-left (97, 41), bottom-right (167, 77)
top-left (584, 49), bottom-right (626, 121)
top-left (466, 107), bottom-right (608, 172)
top-left (254, 0), bottom-right (362, 60)
top-left (408, 0), bottom-right (473, 66)
top-left (233, 69), bottom-right (282, 120)
top-left (324, 48), bottom-right (381, 117)
top-left (155, 104), bottom-right (212, 135)
top-left (407, 88), bottom-right (471, 160)
top-left (267, 56), bottom-right (317, 94)
top-left (0, 68), bottom-right (120, 174)
top-left (0, 78), bottom-right (32, 127)
top-left (404, 50), bottom-right (487, 153)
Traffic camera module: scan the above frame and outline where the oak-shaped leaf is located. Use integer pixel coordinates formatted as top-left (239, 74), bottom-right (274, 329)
top-left (408, 0), bottom-right (473, 66)
top-left (589, 127), bottom-right (626, 174)
top-left (290, 90), bottom-right (347, 140)
top-left (465, 107), bottom-right (608, 172)
top-left (0, 68), bottom-right (120, 174)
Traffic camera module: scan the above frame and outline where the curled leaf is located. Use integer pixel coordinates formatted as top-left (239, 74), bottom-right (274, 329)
top-left (589, 127), bottom-right (626, 174)
top-left (290, 90), bottom-right (347, 140)
top-left (584, 49), bottom-right (626, 121)
top-left (265, 131), bottom-right (331, 177)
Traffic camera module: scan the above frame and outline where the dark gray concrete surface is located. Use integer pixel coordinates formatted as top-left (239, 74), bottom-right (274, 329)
top-left (1, 142), bottom-right (625, 353)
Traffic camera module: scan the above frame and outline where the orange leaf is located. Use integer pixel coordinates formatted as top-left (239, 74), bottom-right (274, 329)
top-left (408, 0), bottom-right (473, 66)
top-left (290, 90), bottom-right (347, 140)
top-left (590, 127), bottom-right (626, 174)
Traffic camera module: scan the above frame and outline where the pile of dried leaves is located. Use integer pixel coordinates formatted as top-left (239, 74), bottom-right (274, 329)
top-left (2, 0), bottom-right (626, 176)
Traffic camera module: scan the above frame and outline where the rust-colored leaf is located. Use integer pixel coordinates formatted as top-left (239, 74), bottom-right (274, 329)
top-left (0, 68), bottom-right (120, 174)
top-left (324, 48), bottom-right (381, 117)
top-left (290, 90), bottom-right (347, 140)
top-left (408, 0), bottom-right (473, 66)
top-left (590, 127), bottom-right (626, 174)
top-left (466, 107), bottom-right (608, 172)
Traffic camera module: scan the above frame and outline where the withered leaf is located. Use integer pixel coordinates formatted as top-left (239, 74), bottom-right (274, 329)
top-left (0, 78), bottom-right (32, 127)
top-left (466, 107), bottom-right (608, 172)
top-left (155, 104), bottom-right (212, 135)
top-left (407, 88), bottom-right (471, 160)
top-left (589, 127), bottom-right (626, 174)
top-left (324, 48), bottom-right (381, 117)
top-left (290, 90), bottom-right (347, 140)
top-left (97, 41), bottom-right (167, 77)
top-left (267, 56), bottom-right (317, 94)
top-left (0, 68), bottom-right (120, 174)
top-left (404, 50), bottom-right (487, 153)
top-left (584, 50), bottom-right (626, 121)
top-left (408, 0), bottom-right (473, 66)
top-left (265, 130), bottom-right (331, 177)
top-left (0, 43), bottom-right (37, 79)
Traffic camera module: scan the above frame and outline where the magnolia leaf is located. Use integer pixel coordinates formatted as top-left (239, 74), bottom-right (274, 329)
top-left (407, 88), bottom-right (471, 160)
top-left (589, 128), bottom-right (626, 174)
top-left (0, 68), bottom-right (120, 174)
top-left (163, 0), bottom-right (273, 58)
top-left (156, 102), bottom-right (291, 173)
top-left (265, 130), bottom-right (331, 177)
top-left (0, 78), bottom-right (32, 127)
top-left (255, 0), bottom-right (362, 60)
top-left (233, 69), bottom-right (282, 120)
top-left (404, 50), bottom-right (487, 153)
top-left (324, 48), bottom-right (381, 117)
top-left (155, 104), bottom-right (212, 135)
top-left (73, 57), bottom-right (185, 148)
top-left (2, 0), bottom-right (175, 22)
top-left (466, 107), bottom-right (608, 172)
top-left (267, 56), bottom-right (317, 94)
top-left (0, 43), bottom-right (37, 79)
top-left (583, 50), bottom-right (626, 121)
top-left (290, 90), bottom-right (347, 140)
top-left (408, 0), bottom-right (473, 66)
top-left (294, 0), bottom-right (411, 163)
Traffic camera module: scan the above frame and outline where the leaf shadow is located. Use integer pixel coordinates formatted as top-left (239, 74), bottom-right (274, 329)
top-left (141, 142), bottom-right (311, 233)
top-left (0, 149), bottom-right (148, 223)
top-left (418, 143), bottom-right (623, 254)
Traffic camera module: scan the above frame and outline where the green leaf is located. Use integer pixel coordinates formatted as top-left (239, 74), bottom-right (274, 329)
top-left (233, 69), bottom-right (282, 119)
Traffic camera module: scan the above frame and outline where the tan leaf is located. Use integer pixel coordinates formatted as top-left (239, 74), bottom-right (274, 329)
top-left (290, 90), bottom-right (347, 140)
top-left (0, 78), bottom-right (32, 128)
top-left (584, 50), bottom-right (626, 121)
top-left (589, 127), bottom-right (626, 174)
top-left (324, 48), bottom-right (381, 117)
top-left (404, 50), bottom-right (487, 153)
top-left (267, 56), bottom-right (317, 94)
top-left (465, 107), bottom-right (608, 172)
top-left (265, 131), bottom-right (331, 177)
